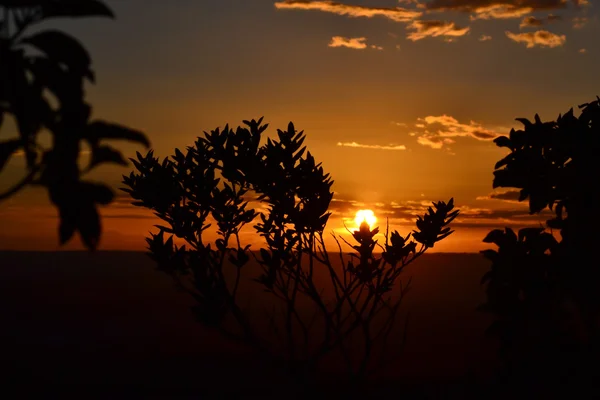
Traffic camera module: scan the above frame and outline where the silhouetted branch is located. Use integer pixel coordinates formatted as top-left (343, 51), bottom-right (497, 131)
top-left (0, 164), bottom-right (40, 201)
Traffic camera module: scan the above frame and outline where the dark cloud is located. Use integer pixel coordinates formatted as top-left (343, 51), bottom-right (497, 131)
top-left (477, 189), bottom-right (522, 202)
top-left (520, 14), bottom-right (563, 28)
top-left (520, 15), bottom-right (544, 27)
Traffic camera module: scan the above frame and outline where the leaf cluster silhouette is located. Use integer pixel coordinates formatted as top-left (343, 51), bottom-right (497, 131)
top-left (480, 97), bottom-right (600, 386)
top-left (0, 0), bottom-right (149, 249)
top-left (122, 118), bottom-right (458, 388)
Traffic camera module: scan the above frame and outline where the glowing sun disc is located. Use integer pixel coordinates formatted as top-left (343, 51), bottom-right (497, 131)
top-left (354, 209), bottom-right (376, 229)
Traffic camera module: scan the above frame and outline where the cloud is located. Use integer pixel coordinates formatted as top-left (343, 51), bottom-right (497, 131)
top-left (327, 36), bottom-right (384, 50)
top-left (520, 14), bottom-right (563, 28)
top-left (337, 142), bottom-right (407, 150)
top-left (328, 36), bottom-right (368, 49)
top-left (547, 14), bottom-right (563, 22)
top-left (476, 189), bottom-right (522, 203)
top-left (470, 4), bottom-right (534, 20)
top-left (425, 0), bottom-right (576, 20)
top-left (328, 196), bottom-right (551, 229)
top-left (479, 34), bottom-right (492, 41)
top-left (505, 29), bottom-right (566, 48)
top-left (572, 16), bottom-right (587, 28)
top-left (274, 1), bottom-right (422, 22)
top-left (398, 0), bottom-right (426, 7)
top-left (410, 114), bottom-right (500, 150)
top-left (520, 15), bottom-right (544, 28)
top-left (424, 115), bottom-right (498, 138)
top-left (406, 20), bottom-right (470, 41)
top-left (416, 136), bottom-right (455, 150)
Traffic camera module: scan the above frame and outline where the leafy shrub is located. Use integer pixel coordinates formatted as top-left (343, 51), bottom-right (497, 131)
top-left (480, 98), bottom-right (600, 385)
top-left (122, 118), bottom-right (458, 388)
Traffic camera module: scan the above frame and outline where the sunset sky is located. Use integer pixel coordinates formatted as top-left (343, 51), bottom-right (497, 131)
top-left (0, 0), bottom-right (597, 252)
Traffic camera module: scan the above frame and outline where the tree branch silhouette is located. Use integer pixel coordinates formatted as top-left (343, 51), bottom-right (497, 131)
top-left (0, 0), bottom-right (149, 250)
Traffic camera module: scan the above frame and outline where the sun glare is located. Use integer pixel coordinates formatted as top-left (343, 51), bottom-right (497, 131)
top-left (354, 209), bottom-right (377, 229)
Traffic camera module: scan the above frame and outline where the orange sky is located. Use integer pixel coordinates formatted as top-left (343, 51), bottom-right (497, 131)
top-left (0, 0), bottom-right (595, 252)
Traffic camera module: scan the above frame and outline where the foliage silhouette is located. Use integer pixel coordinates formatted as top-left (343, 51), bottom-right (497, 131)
top-left (0, 0), bottom-right (149, 250)
top-left (479, 97), bottom-right (600, 386)
top-left (122, 118), bottom-right (459, 389)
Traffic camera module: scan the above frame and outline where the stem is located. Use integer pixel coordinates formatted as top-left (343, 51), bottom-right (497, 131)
top-left (285, 241), bottom-right (301, 362)
top-left (356, 324), bottom-right (372, 379)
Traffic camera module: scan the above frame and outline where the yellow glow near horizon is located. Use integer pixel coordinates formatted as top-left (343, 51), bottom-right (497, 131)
top-left (354, 209), bottom-right (377, 229)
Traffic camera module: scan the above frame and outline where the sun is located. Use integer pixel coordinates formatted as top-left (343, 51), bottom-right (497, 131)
top-left (354, 209), bottom-right (377, 229)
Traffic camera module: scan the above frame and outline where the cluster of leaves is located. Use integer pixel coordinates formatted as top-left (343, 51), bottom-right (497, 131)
top-left (0, 0), bottom-right (149, 249)
top-left (479, 228), bottom-right (562, 355)
top-left (122, 117), bottom-right (458, 387)
top-left (480, 97), bottom-right (600, 382)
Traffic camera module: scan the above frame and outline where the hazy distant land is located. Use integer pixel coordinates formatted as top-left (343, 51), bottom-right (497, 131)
top-left (0, 251), bottom-right (499, 397)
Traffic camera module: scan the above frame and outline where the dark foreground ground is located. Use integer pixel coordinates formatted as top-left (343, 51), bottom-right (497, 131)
top-left (0, 251), bottom-right (596, 398)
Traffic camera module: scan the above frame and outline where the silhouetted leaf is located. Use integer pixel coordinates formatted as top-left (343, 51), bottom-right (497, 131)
top-left (546, 218), bottom-right (563, 229)
top-left (80, 182), bottom-right (114, 205)
top-left (0, 139), bottom-right (22, 172)
top-left (518, 227), bottom-right (545, 243)
top-left (515, 117), bottom-right (532, 128)
top-left (0, 0), bottom-right (43, 6)
top-left (483, 229), bottom-right (504, 245)
top-left (21, 30), bottom-right (93, 80)
top-left (78, 202), bottom-right (100, 250)
top-left (528, 192), bottom-right (548, 214)
top-left (58, 208), bottom-right (77, 245)
top-left (494, 155), bottom-right (511, 170)
top-left (494, 136), bottom-right (512, 149)
top-left (89, 145), bottom-right (128, 169)
top-left (85, 121), bottom-right (150, 148)
top-left (41, 0), bottom-right (114, 19)
top-left (518, 189), bottom-right (528, 202)
top-left (505, 228), bottom-right (517, 243)
top-left (480, 249), bottom-right (498, 261)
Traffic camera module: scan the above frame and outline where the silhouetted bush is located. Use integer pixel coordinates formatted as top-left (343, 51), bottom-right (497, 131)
top-left (122, 118), bottom-right (458, 389)
top-left (0, 0), bottom-right (149, 249)
top-left (480, 97), bottom-right (600, 387)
